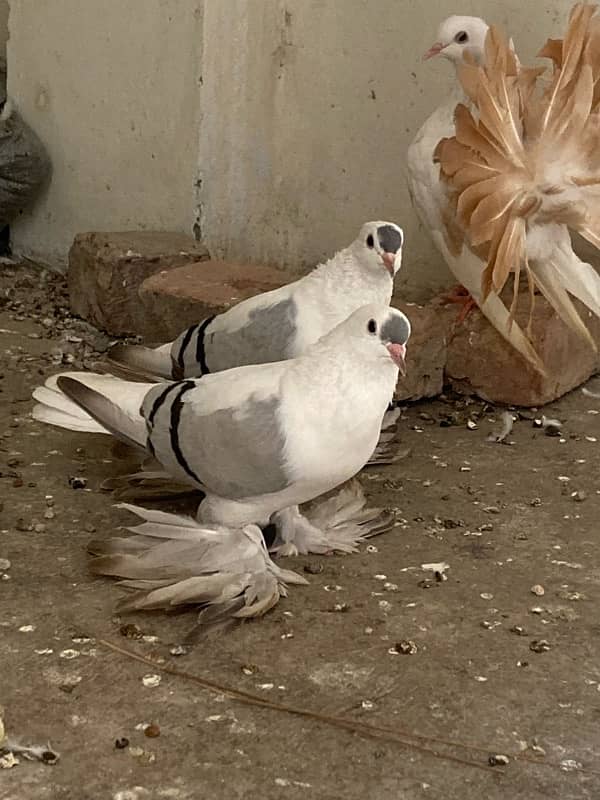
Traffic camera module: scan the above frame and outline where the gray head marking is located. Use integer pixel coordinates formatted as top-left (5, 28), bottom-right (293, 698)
top-left (379, 310), bottom-right (411, 347)
top-left (377, 224), bottom-right (403, 254)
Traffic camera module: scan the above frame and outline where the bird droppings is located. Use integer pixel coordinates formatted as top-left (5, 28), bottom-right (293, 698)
top-left (488, 754), bottom-right (510, 767)
top-left (530, 584), bottom-right (545, 596)
top-left (59, 649), bottom-right (80, 660)
top-left (114, 737), bottom-right (129, 750)
top-left (394, 640), bottom-right (418, 655)
top-left (18, 624), bottom-right (35, 633)
top-left (141, 674), bottom-right (161, 688)
top-left (119, 623), bottom-right (143, 639)
top-left (529, 640), bottom-right (551, 654)
top-left (169, 645), bottom-right (188, 657)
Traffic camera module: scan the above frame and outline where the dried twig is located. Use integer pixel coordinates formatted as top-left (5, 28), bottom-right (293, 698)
top-left (98, 638), bottom-right (493, 773)
top-left (98, 638), bottom-right (600, 777)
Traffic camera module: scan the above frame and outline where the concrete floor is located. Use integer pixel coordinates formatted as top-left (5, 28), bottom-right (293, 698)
top-left (1, 266), bottom-right (600, 799)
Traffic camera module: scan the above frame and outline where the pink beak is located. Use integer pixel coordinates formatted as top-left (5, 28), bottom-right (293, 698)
top-left (382, 252), bottom-right (397, 276)
top-left (423, 42), bottom-right (445, 60)
top-left (387, 342), bottom-right (407, 375)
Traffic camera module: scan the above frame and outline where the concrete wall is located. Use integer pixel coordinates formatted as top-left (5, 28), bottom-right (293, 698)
top-left (7, 0), bottom-right (573, 296)
top-left (198, 0), bottom-right (573, 298)
top-left (7, 0), bottom-right (203, 268)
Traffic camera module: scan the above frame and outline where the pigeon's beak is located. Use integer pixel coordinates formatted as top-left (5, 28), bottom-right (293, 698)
top-left (381, 252), bottom-right (397, 276)
top-left (423, 42), bottom-right (445, 60)
top-left (386, 342), bottom-right (407, 375)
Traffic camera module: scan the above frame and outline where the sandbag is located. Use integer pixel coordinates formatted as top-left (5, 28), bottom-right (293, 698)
top-left (0, 99), bottom-right (51, 226)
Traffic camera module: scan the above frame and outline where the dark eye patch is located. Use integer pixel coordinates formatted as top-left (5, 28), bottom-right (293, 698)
top-left (366, 234), bottom-right (374, 248)
top-left (377, 225), bottom-right (403, 254)
top-left (455, 31), bottom-right (468, 43)
top-left (368, 319), bottom-right (377, 334)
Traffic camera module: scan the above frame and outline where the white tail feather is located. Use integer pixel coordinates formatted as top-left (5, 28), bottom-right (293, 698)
top-left (31, 371), bottom-right (152, 446)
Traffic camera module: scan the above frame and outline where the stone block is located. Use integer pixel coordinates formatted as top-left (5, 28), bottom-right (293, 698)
top-left (445, 293), bottom-right (600, 407)
top-left (392, 298), bottom-right (453, 402)
top-left (68, 231), bottom-right (209, 336)
top-left (138, 260), bottom-right (286, 341)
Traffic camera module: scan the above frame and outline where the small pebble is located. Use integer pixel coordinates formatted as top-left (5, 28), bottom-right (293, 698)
top-left (142, 674), bottom-right (161, 688)
top-left (530, 584), bottom-right (545, 596)
top-left (143, 723), bottom-right (160, 738)
top-left (480, 592), bottom-right (494, 600)
top-left (488, 754), bottom-right (510, 767)
top-left (68, 476), bottom-right (87, 489)
top-left (169, 645), bottom-right (189, 657)
top-left (0, 558), bottom-right (10, 571)
top-left (303, 563), bottom-right (323, 575)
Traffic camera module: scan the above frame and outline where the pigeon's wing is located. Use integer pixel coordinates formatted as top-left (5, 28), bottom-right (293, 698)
top-left (169, 284), bottom-right (300, 377)
top-left (143, 360), bottom-right (295, 499)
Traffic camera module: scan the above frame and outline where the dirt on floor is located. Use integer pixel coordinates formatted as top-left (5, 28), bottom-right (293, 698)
top-left (1, 263), bottom-right (600, 800)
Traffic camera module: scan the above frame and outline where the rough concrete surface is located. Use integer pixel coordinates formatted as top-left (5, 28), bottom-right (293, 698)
top-left (1, 264), bottom-right (600, 800)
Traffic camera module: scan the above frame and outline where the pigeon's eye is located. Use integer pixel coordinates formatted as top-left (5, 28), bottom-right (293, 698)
top-left (455, 31), bottom-right (468, 43)
top-left (367, 319), bottom-right (377, 334)
top-left (366, 234), bottom-right (374, 249)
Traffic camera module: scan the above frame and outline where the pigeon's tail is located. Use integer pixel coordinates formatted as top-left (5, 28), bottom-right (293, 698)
top-left (106, 342), bottom-right (174, 382)
top-left (89, 504), bottom-right (307, 635)
top-left (32, 372), bottom-right (151, 450)
top-left (435, 6), bottom-right (600, 371)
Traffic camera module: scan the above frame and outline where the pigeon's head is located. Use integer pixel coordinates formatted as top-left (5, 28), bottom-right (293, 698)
top-left (424, 16), bottom-right (489, 64)
top-left (341, 304), bottom-right (411, 376)
top-left (353, 221), bottom-right (404, 278)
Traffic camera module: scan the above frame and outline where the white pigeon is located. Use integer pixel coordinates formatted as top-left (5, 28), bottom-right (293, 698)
top-left (107, 221), bottom-right (404, 381)
top-left (33, 304), bottom-right (411, 557)
top-left (407, 15), bottom-right (547, 371)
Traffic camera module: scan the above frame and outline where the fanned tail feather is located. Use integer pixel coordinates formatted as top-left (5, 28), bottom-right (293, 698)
top-left (436, 4), bottom-right (600, 372)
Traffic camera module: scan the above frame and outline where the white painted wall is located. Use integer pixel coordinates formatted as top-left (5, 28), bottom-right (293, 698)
top-left (7, 0), bottom-right (573, 296)
top-left (7, 0), bottom-right (203, 269)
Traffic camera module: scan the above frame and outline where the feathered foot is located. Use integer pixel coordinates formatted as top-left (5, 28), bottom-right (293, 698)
top-left (440, 284), bottom-right (478, 324)
top-left (269, 480), bottom-right (396, 556)
top-left (88, 504), bottom-right (307, 634)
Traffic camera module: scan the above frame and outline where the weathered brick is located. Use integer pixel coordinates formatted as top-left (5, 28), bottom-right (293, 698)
top-left (68, 231), bottom-right (209, 336)
top-left (392, 298), bottom-right (453, 401)
top-left (137, 260), bottom-right (286, 341)
top-left (445, 293), bottom-right (600, 407)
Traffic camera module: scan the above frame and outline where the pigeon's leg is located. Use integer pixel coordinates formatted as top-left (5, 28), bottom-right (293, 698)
top-left (196, 493), bottom-right (270, 528)
top-left (270, 506), bottom-right (329, 557)
top-left (440, 284), bottom-right (478, 323)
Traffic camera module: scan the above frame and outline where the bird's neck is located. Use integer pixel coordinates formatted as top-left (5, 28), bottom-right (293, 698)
top-left (308, 248), bottom-right (393, 309)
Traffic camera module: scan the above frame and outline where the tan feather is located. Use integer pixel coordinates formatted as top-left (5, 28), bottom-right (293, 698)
top-left (434, 4), bottom-right (600, 374)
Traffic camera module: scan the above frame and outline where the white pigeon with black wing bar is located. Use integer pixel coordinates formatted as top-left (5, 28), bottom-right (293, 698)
top-left (108, 221), bottom-right (404, 382)
top-left (33, 304), bottom-right (410, 566)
